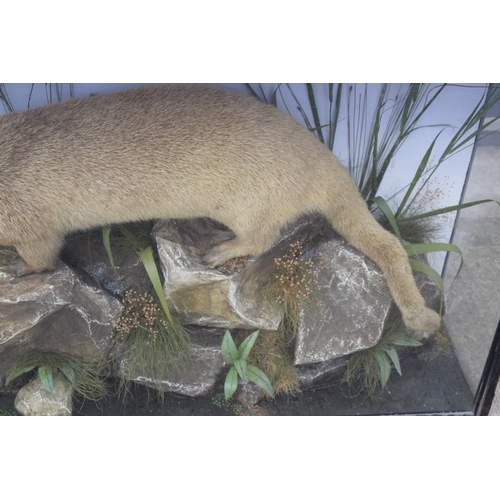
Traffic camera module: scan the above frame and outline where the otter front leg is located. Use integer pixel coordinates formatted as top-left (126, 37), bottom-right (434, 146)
top-left (14, 233), bottom-right (65, 274)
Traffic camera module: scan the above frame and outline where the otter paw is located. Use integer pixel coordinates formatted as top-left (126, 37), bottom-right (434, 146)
top-left (1, 258), bottom-right (39, 277)
top-left (404, 307), bottom-right (441, 337)
top-left (202, 240), bottom-right (244, 268)
top-left (202, 245), bottom-right (234, 268)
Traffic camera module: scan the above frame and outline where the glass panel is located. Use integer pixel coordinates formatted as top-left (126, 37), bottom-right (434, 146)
top-left (1, 83), bottom-right (498, 416)
top-left (442, 83), bottom-right (500, 416)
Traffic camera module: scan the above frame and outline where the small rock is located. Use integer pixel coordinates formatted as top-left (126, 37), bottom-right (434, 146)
top-left (14, 373), bottom-right (73, 416)
top-left (234, 381), bottom-right (264, 410)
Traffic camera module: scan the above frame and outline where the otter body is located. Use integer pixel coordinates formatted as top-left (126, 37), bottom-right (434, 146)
top-left (0, 84), bottom-right (440, 333)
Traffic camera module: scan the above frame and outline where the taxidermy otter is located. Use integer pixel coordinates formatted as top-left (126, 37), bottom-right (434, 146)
top-left (0, 84), bottom-right (441, 333)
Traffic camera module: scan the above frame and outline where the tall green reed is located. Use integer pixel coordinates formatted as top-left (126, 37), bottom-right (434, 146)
top-left (247, 83), bottom-right (500, 214)
top-left (247, 82), bottom-right (500, 323)
top-left (1, 83), bottom-right (75, 112)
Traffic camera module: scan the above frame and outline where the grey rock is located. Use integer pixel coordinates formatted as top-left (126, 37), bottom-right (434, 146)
top-left (234, 381), bottom-right (264, 410)
top-left (296, 357), bottom-right (348, 389)
top-left (119, 328), bottom-right (226, 397)
top-left (14, 372), bottom-right (73, 416)
top-left (294, 231), bottom-right (392, 365)
top-left (1, 214), bottom-right (442, 406)
top-left (0, 257), bottom-right (123, 385)
top-left (154, 218), bottom-right (281, 330)
top-left (62, 225), bottom-right (153, 295)
top-left (153, 216), bottom-right (441, 376)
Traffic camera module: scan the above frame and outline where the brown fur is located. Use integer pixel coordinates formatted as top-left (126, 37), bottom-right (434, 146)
top-left (0, 84), bottom-right (441, 333)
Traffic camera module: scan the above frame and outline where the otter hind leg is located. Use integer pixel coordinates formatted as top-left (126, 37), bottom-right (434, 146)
top-left (327, 198), bottom-right (441, 335)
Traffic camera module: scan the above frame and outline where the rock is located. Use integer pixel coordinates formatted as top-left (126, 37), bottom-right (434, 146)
top-left (118, 328), bottom-right (226, 397)
top-left (154, 218), bottom-right (281, 330)
top-left (1, 215), bottom-right (442, 408)
top-left (149, 216), bottom-right (440, 402)
top-left (296, 357), bottom-right (348, 389)
top-left (0, 256), bottom-right (123, 386)
top-left (234, 381), bottom-right (263, 410)
top-left (61, 224), bottom-right (154, 295)
top-left (294, 224), bottom-right (393, 365)
top-left (154, 216), bottom-right (403, 364)
top-left (14, 372), bottom-right (73, 416)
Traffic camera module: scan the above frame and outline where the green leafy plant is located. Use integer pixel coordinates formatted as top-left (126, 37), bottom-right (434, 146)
top-left (0, 408), bottom-right (18, 416)
top-left (247, 84), bottom-right (447, 199)
top-left (221, 330), bottom-right (274, 400)
top-left (248, 83), bottom-right (500, 239)
top-left (0, 83), bottom-right (14, 112)
top-left (42, 83), bottom-right (74, 104)
top-left (373, 196), bottom-right (463, 317)
top-left (1, 83), bottom-right (75, 112)
top-left (103, 225), bottom-right (192, 402)
top-left (211, 395), bottom-right (245, 415)
top-left (369, 118), bottom-right (499, 317)
top-left (378, 90), bottom-right (500, 233)
top-left (102, 224), bottom-right (184, 333)
top-left (240, 329), bottom-right (300, 397)
top-left (101, 223), bottom-right (152, 271)
top-left (373, 192), bottom-right (499, 318)
top-left (343, 314), bottom-right (422, 397)
top-left (5, 352), bottom-right (108, 402)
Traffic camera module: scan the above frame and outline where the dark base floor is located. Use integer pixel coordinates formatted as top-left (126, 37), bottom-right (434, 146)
top-left (0, 341), bottom-right (474, 416)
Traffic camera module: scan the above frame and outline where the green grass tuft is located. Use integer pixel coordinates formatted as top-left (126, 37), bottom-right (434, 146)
top-left (237, 330), bottom-right (300, 398)
top-left (5, 351), bottom-right (108, 402)
top-left (111, 289), bottom-right (192, 403)
top-left (343, 311), bottom-right (422, 398)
